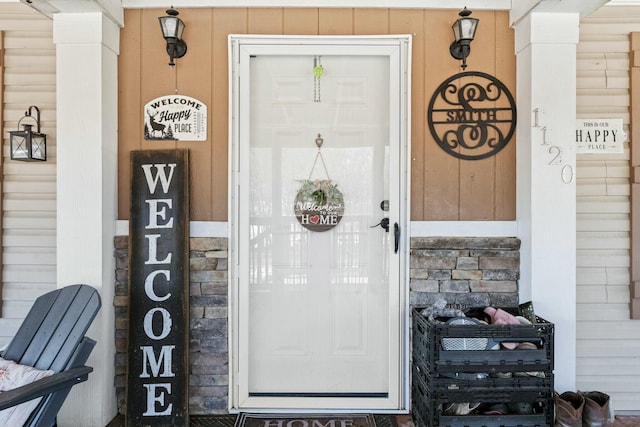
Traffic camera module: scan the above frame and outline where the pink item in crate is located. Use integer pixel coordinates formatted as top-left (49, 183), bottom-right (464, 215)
top-left (484, 306), bottom-right (520, 349)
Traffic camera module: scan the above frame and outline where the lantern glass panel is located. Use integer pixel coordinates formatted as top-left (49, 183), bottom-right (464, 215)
top-left (452, 20), bottom-right (463, 42)
top-left (459, 18), bottom-right (478, 40)
top-left (10, 132), bottom-right (29, 160)
top-left (159, 16), bottom-right (179, 38)
top-left (175, 19), bottom-right (185, 39)
top-left (31, 134), bottom-right (46, 161)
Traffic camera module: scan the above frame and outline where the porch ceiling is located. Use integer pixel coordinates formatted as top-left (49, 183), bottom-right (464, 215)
top-left (20, 0), bottom-right (630, 27)
top-left (511, 0), bottom-right (613, 24)
top-left (19, 0), bottom-right (123, 25)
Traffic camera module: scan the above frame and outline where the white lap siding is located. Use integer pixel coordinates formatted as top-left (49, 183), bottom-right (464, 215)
top-left (577, 5), bottom-right (640, 412)
top-left (0, 3), bottom-right (56, 345)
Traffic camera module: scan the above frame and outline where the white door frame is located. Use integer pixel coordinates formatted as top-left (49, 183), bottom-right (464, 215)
top-left (228, 35), bottom-right (412, 413)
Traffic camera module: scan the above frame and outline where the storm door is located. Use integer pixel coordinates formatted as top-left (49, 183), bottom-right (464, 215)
top-left (229, 36), bottom-right (411, 411)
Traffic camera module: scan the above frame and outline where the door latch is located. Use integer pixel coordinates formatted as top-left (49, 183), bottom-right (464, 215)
top-left (371, 217), bottom-right (389, 232)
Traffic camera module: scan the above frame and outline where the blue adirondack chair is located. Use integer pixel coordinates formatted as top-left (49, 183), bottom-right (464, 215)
top-left (0, 284), bottom-right (101, 427)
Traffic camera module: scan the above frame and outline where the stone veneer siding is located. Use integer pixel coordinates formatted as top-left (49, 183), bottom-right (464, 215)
top-left (114, 235), bottom-right (519, 415)
top-left (410, 237), bottom-right (521, 309)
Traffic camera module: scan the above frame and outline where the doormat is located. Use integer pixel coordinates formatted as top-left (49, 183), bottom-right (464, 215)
top-left (235, 413), bottom-right (389, 427)
top-left (191, 414), bottom-right (238, 427)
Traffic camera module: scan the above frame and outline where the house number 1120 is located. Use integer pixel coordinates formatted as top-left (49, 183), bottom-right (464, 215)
top-left (540, 126), bottom-right (574, 184)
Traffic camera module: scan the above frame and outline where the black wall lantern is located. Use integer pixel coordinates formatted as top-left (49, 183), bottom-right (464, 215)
top-left (10, 106), bottom-right (46, 161)
top-left (159, 7), bottom-right (187, 67)
top-left (449, 7), bottom-right (479, 70)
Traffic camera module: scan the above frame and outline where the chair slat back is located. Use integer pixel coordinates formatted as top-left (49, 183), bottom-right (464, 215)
top-left (3, 285), bottom-right (101, 373)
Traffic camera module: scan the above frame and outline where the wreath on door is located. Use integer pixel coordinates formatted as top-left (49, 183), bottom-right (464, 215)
top-left (294, 134), bottom-right (344, 232)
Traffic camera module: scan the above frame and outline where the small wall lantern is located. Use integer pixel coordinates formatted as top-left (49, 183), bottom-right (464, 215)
top-left (9, 106), bottom-right (46, 161)
top-left (158, 7), bottom-right (187, 67)
top-left (449, 7), bottom-right (479, 70)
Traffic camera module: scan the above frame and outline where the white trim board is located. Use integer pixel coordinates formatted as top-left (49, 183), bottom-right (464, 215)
top-left (116, 220), bottom-right (516, 238)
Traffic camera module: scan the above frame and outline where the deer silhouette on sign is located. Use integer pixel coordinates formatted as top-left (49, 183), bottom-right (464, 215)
top-left (145, 108), bottom-right (167, 139)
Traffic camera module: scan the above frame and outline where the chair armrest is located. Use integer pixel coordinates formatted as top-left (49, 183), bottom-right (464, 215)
top-left (0, 366), bottom-right (93, 410)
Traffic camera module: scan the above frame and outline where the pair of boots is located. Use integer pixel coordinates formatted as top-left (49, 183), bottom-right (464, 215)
top-left (554, 391), bottom-right (613, 427)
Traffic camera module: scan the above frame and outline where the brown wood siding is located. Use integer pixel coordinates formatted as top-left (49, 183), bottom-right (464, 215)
top-left (0, 30), bottom-right (4, 316)
top-left (118, 8), bottom-right (516, 221)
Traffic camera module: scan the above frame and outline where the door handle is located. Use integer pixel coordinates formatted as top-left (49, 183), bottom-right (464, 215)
top-left (371, 217), bottom-right (389, 232)
top-left (394, 222), bottom-right (400, 253)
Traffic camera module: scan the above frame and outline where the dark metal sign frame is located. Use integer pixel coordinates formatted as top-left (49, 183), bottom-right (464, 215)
top-left (127, 149), bottom-right (190, 426)
top-left (427, 71), bottom-right (517, 160)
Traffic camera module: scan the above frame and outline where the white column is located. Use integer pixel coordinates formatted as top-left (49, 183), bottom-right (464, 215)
top-left (54, 12), bottom-right (119, 426)
top-left (514, 12), bottom-right (578, 392)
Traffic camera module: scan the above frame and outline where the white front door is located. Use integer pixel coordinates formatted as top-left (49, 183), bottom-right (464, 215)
top-left (229, 36), bottom-right (411, 411)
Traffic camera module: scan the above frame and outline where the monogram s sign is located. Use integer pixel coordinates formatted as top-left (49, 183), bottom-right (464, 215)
top-left (427, 72), bottom-right (517, 160)
top-left (127, 150), bottom-right (190, 426)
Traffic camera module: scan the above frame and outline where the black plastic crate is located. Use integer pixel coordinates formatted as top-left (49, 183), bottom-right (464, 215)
top-left (412, 371), bottom-right (553, 427)
top-left (411, 307), bottom-right (554, 427)
top-left (413, 364), bottom-right (552, 402)
top-left (412, 307), bottom-right (554, 374)
top-left (413, 360), bottom-right (553, 400)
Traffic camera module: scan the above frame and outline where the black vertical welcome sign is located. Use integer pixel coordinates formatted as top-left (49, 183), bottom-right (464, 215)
top-left (127, 149), bottom-right (189, 426)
